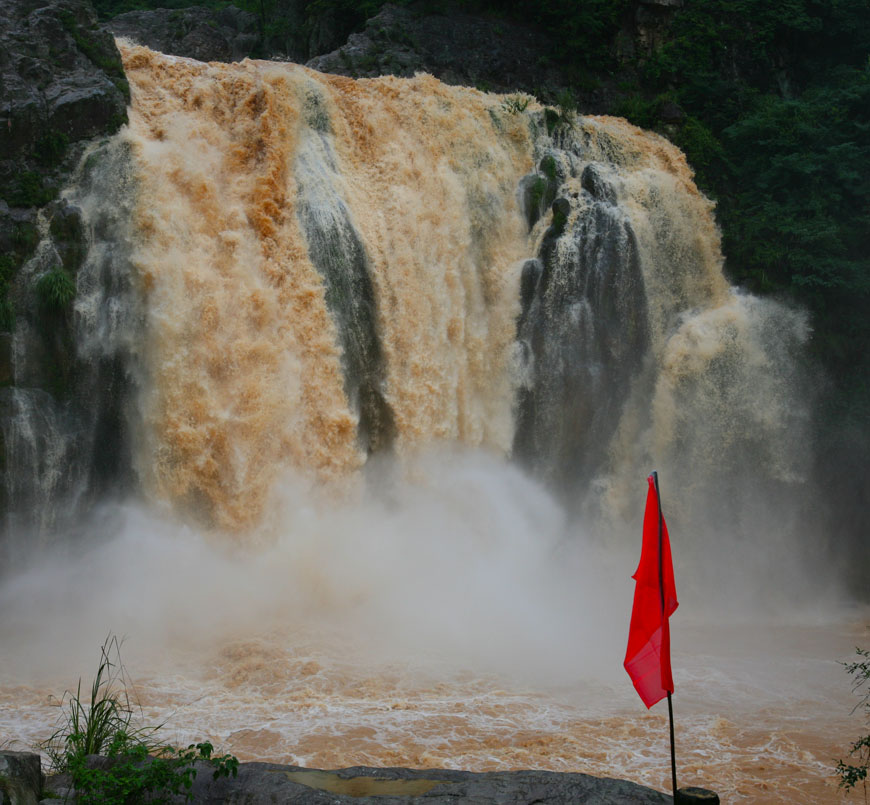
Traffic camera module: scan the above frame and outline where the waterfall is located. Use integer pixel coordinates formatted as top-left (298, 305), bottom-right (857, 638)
top-left (0, 44), bottom-right (811, 570)
top-left (1, 47), bottom-right (851, 803)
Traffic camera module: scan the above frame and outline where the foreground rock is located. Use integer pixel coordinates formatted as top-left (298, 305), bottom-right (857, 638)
top-left (0, 751), bottom-right (43, 805)
top-left (41, 758), bottom-right (670, 804)
top-left (193, 764), bottom-right (672, 803)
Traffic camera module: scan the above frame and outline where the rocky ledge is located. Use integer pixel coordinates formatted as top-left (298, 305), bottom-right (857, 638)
top-left (106, 5), bottom-right (259, 64)
top-left (306, 3), bottom-right (563, 96)
top-left (176, 763), bottom-right (673, 803)
top-left (0, 750), bottom-right (673, 804)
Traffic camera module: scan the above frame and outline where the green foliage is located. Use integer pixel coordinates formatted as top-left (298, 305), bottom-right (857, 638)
top-left (6, 172), bottom-right (56, 208)
top-left (549, 199), bottom-right (569, 237)
top-left (526, 177), bottom-right (550, 221)
top-left (112, 77), bottom-right (131, 103)
top-left (0, 298), bottom-right (14, 332)
top-left (717, 69), bottom-right (870, 368)
top-left (612, 94), bottom-right (657, 130)
top-left (36, 267), bottom-right (76, 311)
top-left (35, 132), bottom-right (70, 169)
top-left (836, 648), bottom-right (870, 794)
top-left (11, 222), bottom-right (37, 253)
top-left (616, 0), bottom-right (870, 432)
top-left (544, 105), bottom-right (575, 136)
top-left (671, 115), bottom-right (725, 192)
top-left (66, 736), bottom-right (238, 805)
top-left (43, 635), bottom-right (239, 805)
top-left (539, 155), bottom-right (557, 182)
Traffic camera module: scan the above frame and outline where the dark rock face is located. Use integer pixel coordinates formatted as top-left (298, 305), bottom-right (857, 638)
top-left (106, 5), bottom-right (259, 64)
top-left (0, 0), bottom-right (134, 560)
top-left (306, 3), bottom-right (564, 95)
top-left (0, 0), bottom-right (128, 209)
top-left (0, 137), bottom-right (139, 565)
top-left (100, 2), bottom-right (684, 115)
top-left (296, 171), bottom-right (396, 457)
top-left (513, 148), bottom-right (650, 507)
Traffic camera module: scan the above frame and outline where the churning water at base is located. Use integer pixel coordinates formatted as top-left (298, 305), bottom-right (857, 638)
top-left (0, 460), bottom-right (863, 804)
top-left (0, 43), bottom-right (863, 805)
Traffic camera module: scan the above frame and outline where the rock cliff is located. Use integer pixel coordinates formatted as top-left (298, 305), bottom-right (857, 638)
top-left (0, 0), bottom-right (128, 370)
top-left (0, 0), bottom-right (127, 209)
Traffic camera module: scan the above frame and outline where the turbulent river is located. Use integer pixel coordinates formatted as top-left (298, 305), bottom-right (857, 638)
top-left (0, 43), bottom-right (866, 804)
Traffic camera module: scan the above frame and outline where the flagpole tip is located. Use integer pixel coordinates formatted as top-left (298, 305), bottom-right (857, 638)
top-left (675, 787), bottom-right (720, 804)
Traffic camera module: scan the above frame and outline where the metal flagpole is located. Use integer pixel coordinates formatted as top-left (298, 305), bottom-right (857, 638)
top-left (652, 471), bottom-right (678, 802)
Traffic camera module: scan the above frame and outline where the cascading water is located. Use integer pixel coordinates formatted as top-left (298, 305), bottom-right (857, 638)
top-left (0, 43), bottom-right (862, 804)
top-left (92, 44), bottom-right (808, 543)
top-left (0, 140), bottom-right (139, 562)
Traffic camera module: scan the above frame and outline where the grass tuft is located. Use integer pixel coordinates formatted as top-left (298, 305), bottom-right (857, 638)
top-left (42, 635), bottom-right (158, 769)
top-left (40, 635), bottom-right (239, 804)
top-left (36, 267), bottom-right (76, 311)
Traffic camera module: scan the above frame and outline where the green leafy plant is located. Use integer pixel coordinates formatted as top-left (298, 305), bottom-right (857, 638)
top-left (0, 299), bottom-right (13, 332)
top-left (65, 736), bottom-right (238, 805)
top-left (544, 96), bottom-right (575, 135)
top-left (42, 635), bottom-right (239, 804)
top-left (59, 11), bottom-right (126, 81)
top-left (36, 267), bottom-right (76, 311)
top-left (837, 647), bottom-right (870, 795)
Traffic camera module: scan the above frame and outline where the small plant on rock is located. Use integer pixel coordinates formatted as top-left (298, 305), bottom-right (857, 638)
top-left (501, 94), bottom-right (531, 114)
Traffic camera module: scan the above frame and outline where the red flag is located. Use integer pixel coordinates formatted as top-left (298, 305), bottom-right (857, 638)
top-left (624, 473), bottom-right (678, 708)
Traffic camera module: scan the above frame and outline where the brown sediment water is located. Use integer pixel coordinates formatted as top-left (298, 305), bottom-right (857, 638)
top-left (120, 44), bottom-right (534, 530)
top-left (0, 617), bottom-right (864, 804)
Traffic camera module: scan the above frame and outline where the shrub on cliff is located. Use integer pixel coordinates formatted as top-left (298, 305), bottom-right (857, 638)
top-left (837, 647), bottom-right (870, 795)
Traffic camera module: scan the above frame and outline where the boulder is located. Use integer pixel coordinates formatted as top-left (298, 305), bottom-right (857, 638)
top-left (0, 751), bottom-right (43, 805)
